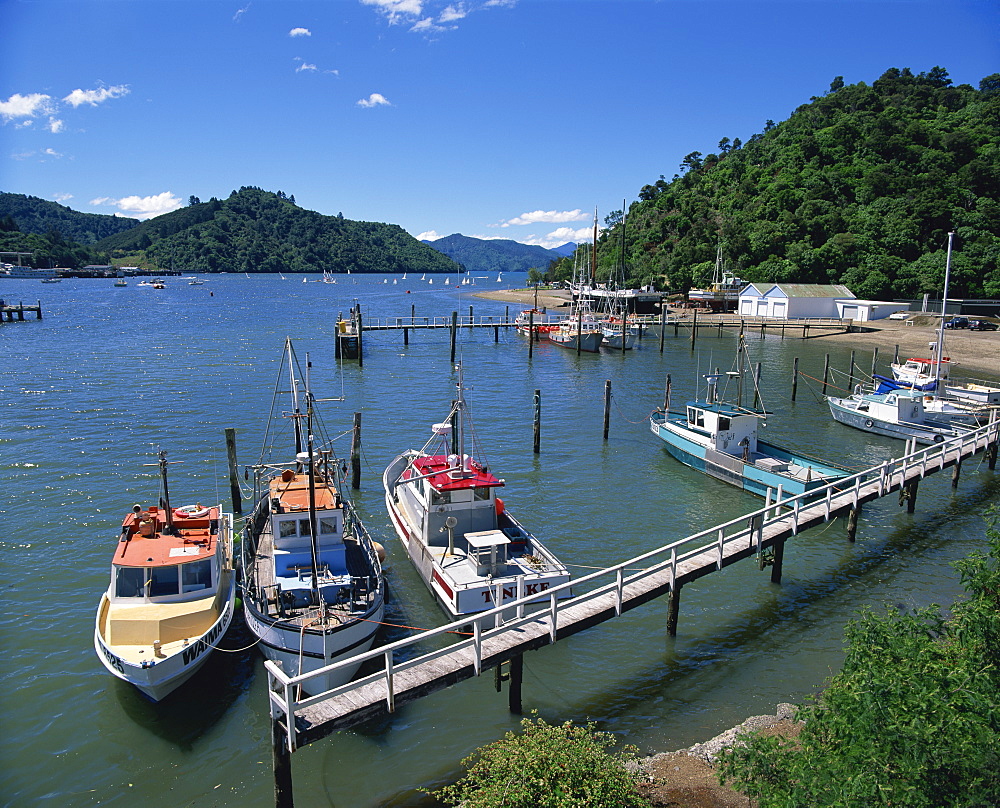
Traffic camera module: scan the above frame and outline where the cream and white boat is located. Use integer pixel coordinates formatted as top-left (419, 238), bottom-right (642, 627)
top-left (94, 452), bottom-right (235, 702)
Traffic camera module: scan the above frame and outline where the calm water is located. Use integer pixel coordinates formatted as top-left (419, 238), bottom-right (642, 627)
top-left (2, 274), bottom-right (997, 808)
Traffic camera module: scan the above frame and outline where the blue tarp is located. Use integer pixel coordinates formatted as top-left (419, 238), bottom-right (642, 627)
top-left (873, 374), bottom-right (938, 394)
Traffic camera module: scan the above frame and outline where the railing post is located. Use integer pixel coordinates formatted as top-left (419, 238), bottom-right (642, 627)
top-left (549, 592), bottom-right (558, 643)
top-left (474, 619), bottom-right (482, 674)
top-left (384, 650), bottom-right (395, 712)
top-left (615, 568), bottom-right (623, 616)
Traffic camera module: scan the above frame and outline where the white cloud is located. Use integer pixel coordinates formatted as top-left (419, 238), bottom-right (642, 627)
top-left (53, 193), bottom-right (73, 203)
top-left (47, 118), bottom-right (64, 133)
top-left (0, 92), bottom-right (55, 122)
top-left (362, 0), bottom-right (508, 32)
top-left (357, 93), bottom-right (391, 108)
top-left (233, 4), bottom-right (250, 21)
top-left (91, 192), bottom-right (183, 219)
top-left (500, 209), bottom-right (587, 227)
top-left (289, 27), bottom-right (311, 37)
top-left (439, 3), bottom-right (467, 22)
top-left (63, 85), bottom-right (129, 108)
top-left (41, 148), bottom-right (63, 159)
top-left (416, 230), bottom-right (443, 241)
top-left (295, 62), bottom-right (318, 72)
top-left (362, 0), bottom-right (424, 23)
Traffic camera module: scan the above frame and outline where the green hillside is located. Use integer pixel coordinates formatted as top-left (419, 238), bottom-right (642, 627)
top-left (577, 68), bottom-right (1000, 299)
top-left (93, 187), bottom-right (459, 275)
top-left (423, 233), bottom-right (561, 274)
top-left (0, 192), bottom-right (140, 245)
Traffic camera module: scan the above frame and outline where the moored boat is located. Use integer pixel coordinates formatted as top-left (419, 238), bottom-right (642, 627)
top-left (335, 310), bottom-right (361, 360)
top-left (827, 388), bottom-right (973, 444)
top-left (547, 317), bottom-right (603, 352)
top-left (241, 338), bottom-right (384, 695)
top-left (651, 372), bottom-right (849, 498)
top-left (94, 452), bottom-right (236, 701)
top-left (383, 365), bottom-right (570, 618)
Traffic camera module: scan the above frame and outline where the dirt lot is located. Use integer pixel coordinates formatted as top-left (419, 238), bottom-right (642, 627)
top-left (475, 289), bottom-right (1000, 379)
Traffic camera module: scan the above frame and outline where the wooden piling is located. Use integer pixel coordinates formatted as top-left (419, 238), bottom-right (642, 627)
top-left (870, 347), bottom-right (879, 381)
top-left (272, 718), bottom-right (294, 808)
top-left (450, 311), bottom-right (457, 364)
top-left (952, 459), bottom-right (961, 489)
top-left (666, 584), bottom-right (681, 637)
top-left (847, 350), bottom-right (855, 391)
top-left (533, 390), bottom-right (541, 454)
top-left (355, 304), bottom-right (364, 368)
top-left (577, 310), bottom-right (583, 355)
top-left (846, 504), bottom-right (861, 542)
top-left (690, 309), bottom-right (697, 349)
top-left (508, 653), bottom-right (523, 715)
top-left (988, 440), bottom-right (998, 471)
top-left (528, 310), bottom-right (534, 359)
top-left (769, 537), bottom-right (785, 583)
top-left (791, 357), bottom-right (799, 402)
top-left (894, 344), bottom-right (899, 364)
top-left (469, 305), bottom-right (474, 327)
top-left (752, 362), bottom-right (762, 410)
top-left (821, 354), bottom-right (830, 395)
top-left (602, 380), bottom-right (611, 441)
top-left (663, 374), bottom-right (671, 412)
top-left (350, 412), bottom-right (362, 490)
top-left (659, 306), bottom-right (666, 352)
top-left (225, 428), bottom-right (243, 515)
top-left (905, 479), bottom-right (918, 513)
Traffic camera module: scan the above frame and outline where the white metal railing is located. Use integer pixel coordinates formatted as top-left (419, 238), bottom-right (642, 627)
top-left (267, 416), bottom-right (1000, 750)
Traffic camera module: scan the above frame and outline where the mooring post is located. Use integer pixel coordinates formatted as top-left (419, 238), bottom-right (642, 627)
top-left (666, 584), bottom-right (681, 637)
top-left (528, 310), bottom-right (534, 359)
top-left (494, 323), bottom-right (499, 342)
top-left (469, 305), bottom-right (474, 328)
top-left (871, 347), bottom-right (879, 381)
top-left (355, 303), bottom-right (364, 368)
top-left (403, 325), bottom-right (409, 346)
top-left (271, 718), bottom-right (294, 808)
top-left (450, 311), bottom-right (458, 364)
top-left (847, 350), bottom-right (856, 391)
top-left (508, 654), bottom-right (523, 714)
top-left (987, 439), bottom-right (998, 471)
top-left (952, 459), bottom-right (961, 489)
top-left (791, 357), bottom-right (799, 402)
top-left (846, 504), bottom-right (861, 542)
top-left (225, 428), bottom-right (243, 515)
top-left (505, 305), bottom-right (509, 324)
top-left (752, 362), bottom-right (762, 410)
top-left (821, 353), bottom-right (830, 395)
top-left (770, 538), bottom-right (785, 583)
top-left (659, 306), bottom-right (666, 352)
top-left (36, 300), bottom-right (43, 320)
top-left (350, 412), bottom-right (362, 489)
top-left (663, 374), bottom-right (671, 412)
top-left (690, 309), bottom-right (698, 349)
top-left (533, 389), bottom-right (541, 454)
top-left (894, 344), bottom-right (899, 364)
top-left (602, 380), bottom-right (611, 440)
top-left (905, 480), bottom-right (919, 513)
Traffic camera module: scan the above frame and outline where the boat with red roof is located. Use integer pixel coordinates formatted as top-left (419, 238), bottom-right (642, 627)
top-left (383, 364), bottom-right (570, 619)
top-left (94, 451), bottom-right (235, 702)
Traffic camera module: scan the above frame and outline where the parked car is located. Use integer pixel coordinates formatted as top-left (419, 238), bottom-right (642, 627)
top-left (944, 316), bottom-right (969, 329)
top-left (969, 319), bottom-right (998, 331)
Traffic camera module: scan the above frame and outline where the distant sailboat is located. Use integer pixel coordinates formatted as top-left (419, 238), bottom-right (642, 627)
top-left (496, 273), bottom-right (502, 282)
top-left (402, 272), bottom-right (408, 280)
top-left (421, 273), bottom-right (426, 281)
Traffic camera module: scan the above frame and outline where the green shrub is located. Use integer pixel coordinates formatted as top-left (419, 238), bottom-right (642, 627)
top-left (431, 713), bottom-right (649, 807)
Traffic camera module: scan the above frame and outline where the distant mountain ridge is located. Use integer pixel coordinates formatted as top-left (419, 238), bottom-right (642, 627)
top-left (423, 233), bottom-right (564, 274)
top-left (0, 192), bottom-right (140, 244)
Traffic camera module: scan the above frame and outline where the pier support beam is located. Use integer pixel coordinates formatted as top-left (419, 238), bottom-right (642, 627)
top-left (602, 380), bottom-right (611, 441)
top-left (509, 654), bottom-right (523, 715)
top-left (988, 440), bottom-right (998, 471)
top-left (952, 460), bottom-right (961, 489)
top-left (533, 390), bottom-right (541, 454)
top-left (846, 504), bottom-right (861, 542)
top-left (899, 479), bottom-right (919, 514)
top-left (350, 412), bottom-right (362, 490)
top-left (225, 428), bottom-right (243, 515)
top-left (271, 719), bottom-right (294, 808)
top-left (690, 309), bottom-right (698, 350)
top-left (770, 538), bottom-right (785, 584)
top-left (355, 304), bottom-right (364, 368)
top-left (666, 584), bottom-right (681, 637)
top-left (791, 357), bottom-right (799, 402)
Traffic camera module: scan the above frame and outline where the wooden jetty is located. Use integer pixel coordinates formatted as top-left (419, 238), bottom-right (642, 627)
top-left (1, 300), bottom-right (43, 321)
top-left (263, 417), bottom-right (999, 801)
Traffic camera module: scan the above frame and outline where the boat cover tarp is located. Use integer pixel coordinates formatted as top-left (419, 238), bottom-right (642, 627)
top-left (874, 374), bottom-right (938, 394)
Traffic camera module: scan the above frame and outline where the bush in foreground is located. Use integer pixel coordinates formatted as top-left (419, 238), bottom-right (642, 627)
top-left (717, 507), bottom-right (1000, 807)
top-left (431, 713), bottom-right (648, 807)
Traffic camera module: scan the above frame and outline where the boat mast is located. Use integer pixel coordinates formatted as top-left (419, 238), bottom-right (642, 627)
top-left (933, 232), bottom-right (955, 400)
top-left (158, 450), bottom-right (175, 533)
top-left (591, 207), bottom-right (598, 285)
top-left (304, 353), bottom-right (322, 604)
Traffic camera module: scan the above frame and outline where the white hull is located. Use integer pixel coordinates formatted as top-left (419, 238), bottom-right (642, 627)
top-left (94, 575), bottom-right (236, 702)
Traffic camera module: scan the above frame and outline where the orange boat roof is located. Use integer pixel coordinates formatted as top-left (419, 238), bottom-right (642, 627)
top-left (115, 505), bottom-right (219, 567)
top-left (269, 470), bottom-right (339, 511)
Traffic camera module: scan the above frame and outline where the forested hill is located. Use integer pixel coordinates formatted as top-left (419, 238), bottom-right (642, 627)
top-left (0, 192), bottom-right (139, 243)
top-left (91, 188), bottom-right (459, 275)
top-left (592, 68), bottom-right (1000, 299)
top-left (423, 233), bottom-right (563, 274)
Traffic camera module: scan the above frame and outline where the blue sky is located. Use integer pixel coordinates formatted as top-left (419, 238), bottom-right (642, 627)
top-left (2, 0), bottom-right (997, 249)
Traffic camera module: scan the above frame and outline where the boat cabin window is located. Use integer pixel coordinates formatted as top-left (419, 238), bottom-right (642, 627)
top-left (277, 516), bottom-right (340, 538)
top-left (718, 415), bottom-right (731, 432)
top-left (115, 566), bottom-right (146, 598)
top-left (687, 407), bottom-right (705, 429)
top-left (474, 486), bottom-right (492, 502)
top-left (430, 487), bottom-right (450, 505)
top-left (149, 565), bottom-right (180, 597)
top-left (181, 559), bottom-right (213, 592)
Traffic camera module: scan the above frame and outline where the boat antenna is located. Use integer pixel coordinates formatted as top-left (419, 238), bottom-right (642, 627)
top-left (158, 450), bottom-right (175, 534)
top-left (934, 232), bottom-right (955, 401)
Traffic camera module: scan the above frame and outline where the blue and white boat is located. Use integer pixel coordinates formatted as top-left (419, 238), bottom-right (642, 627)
top-left (650, 373), bottom-right (849, 498)
top-left (827, 388), bottom-right (972, 444)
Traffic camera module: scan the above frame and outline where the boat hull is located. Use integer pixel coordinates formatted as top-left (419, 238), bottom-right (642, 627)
top-left (826, 397), bottom-right (953, 444)
top-left (547, 330), bottom-right (602, 353)
top-left (93, 574), bottom-right (236, 702)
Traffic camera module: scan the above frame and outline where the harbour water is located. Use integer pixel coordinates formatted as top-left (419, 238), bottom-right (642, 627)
top-left (2, 273), bottom-right (997, 807)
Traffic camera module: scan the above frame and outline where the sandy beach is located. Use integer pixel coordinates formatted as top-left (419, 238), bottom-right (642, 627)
top-left (474, 288), bottom-right (1000, 379)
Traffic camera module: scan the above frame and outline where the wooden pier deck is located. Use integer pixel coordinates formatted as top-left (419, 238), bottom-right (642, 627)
top-left (266, 418), bottom-right (1000, 754)
top-left (1, 300), bottom-right (43, 321)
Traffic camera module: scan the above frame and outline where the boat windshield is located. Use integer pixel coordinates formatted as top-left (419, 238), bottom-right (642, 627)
top-left (277, 515), bottom-right (339, 539)
top-left (113, 559), bottom-right (214, 598)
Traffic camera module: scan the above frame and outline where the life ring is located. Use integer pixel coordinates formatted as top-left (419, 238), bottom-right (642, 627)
top-left (174, 504), bottom-right (211, 519)
top-left (933, 434), bottom-right (944, 444)
top-left (864, 418), bottom-right (874, 428)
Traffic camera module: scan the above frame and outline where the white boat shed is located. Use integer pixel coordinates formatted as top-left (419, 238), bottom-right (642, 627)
top-left (835, 299), bottom-right (909, 321)
top-left (738, 283), bottom-right (855, 319)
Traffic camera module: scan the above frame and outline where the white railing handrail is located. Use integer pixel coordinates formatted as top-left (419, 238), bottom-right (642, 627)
top-left (268, 416), bottom-right (1000, 750)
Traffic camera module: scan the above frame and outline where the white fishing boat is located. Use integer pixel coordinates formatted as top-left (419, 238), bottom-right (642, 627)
top-left (241, 338), bottom-right (384, 695)
top-left (114, 278), bottom-right (127, 287)
top-left (827, 388), bottom-right (972, 444)
top-left (94, 451), bottom-right (236, 702)
top-left (383, 365), bottom-right (570, 619)
top-left (547, 317), bottom-right (603, 352)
